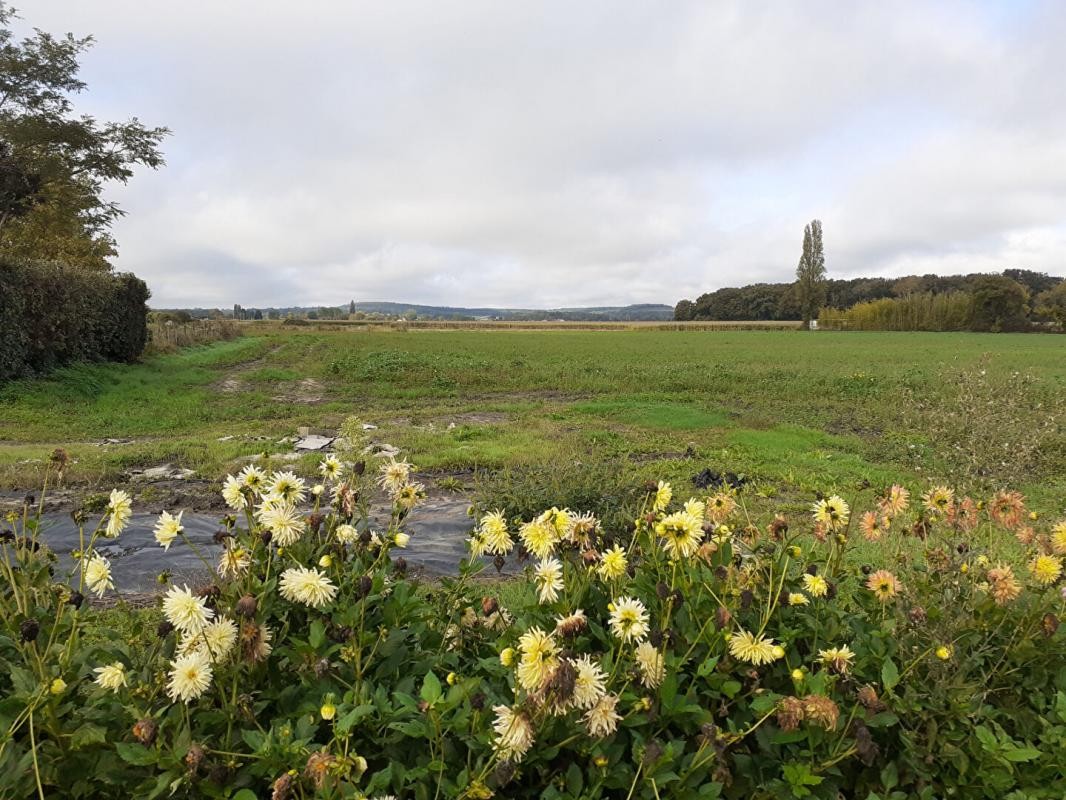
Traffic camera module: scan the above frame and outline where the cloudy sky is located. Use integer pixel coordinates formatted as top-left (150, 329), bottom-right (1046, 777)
top-left (19, 1), bottom-right (1066, 309)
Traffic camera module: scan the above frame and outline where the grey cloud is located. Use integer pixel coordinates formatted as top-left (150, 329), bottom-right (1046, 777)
top-left (18, 0), bottom-right (1066, 307)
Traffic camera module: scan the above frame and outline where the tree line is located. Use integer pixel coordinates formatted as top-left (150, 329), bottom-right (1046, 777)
top-left (0, 3), bottom-right (164, 378)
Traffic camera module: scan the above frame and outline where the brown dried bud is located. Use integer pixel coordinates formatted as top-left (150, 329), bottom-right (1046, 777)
top-left (908, 606), bottom-right (927, 625)
top-left (185, 743), bottom-right (206, 774)
top-left (1042, 613), bottom-right (1060, 638)
top-left (353, 460), bottom-right (366, 476)
top-left (769, 515), bottom-right (788, 538)
top-left (715, 606), bottom-right (731, 629)
top-left (19, 619), bottom-right (39, 643)
top-left (740, 589), bottom-right (753, 609)
top-left (802, 695), bottom-right (840, 731)
top-left (656, 582), bottom-right (670, 600)
top-left (272, 772), bottom-right (294, 800)
top-left (314, 658), bottom-right (330, 678)
top-left (481, 596), bottom-right (499, 616)
top-left (854, 721), bottom-right (879, 766)
top-left (304, 750), bottom-right (337, 790)
top-left (470, 691), bottom-right (486, 710)
top-left (132, 718), bottom-right (158, 746)
top-left (236, 595), bottom-right (258, 618)
top-left (260, 530), bottom-right (273, 546)
top-left (642, 740), bottom-right (663, 766)
top-left (856, 685), bottom-right (884, 712)
top-left (68, 591), bottom-right (85, 609)
top-left (393, 557), bottom-right (407, 575)
top-left (157, 620), bottom-right (175, 638)
top-left (776, 696), bottom-right (805, 732)
top-left (212, 529), bottom-right (232, 545)
top-left (582, 548), bottom-right (599, 567)
top-left (308, 513), bottom-right (324, 534)
top-left (356, 575), bottom-right (373, 598)
top-left (493, 554), bottom-right (506, 573)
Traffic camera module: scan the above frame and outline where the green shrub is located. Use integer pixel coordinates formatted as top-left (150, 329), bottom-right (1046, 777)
top-left (0, 258), bottom-right (149, 380)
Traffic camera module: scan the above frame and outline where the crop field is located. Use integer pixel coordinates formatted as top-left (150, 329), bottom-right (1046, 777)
top-left (3, 325), bottom-right (1065, 513)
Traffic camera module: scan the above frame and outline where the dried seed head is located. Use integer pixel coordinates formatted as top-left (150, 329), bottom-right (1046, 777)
top-left (271, 772), bottom-right (294, 800)
top-left (776, 696), bottom-right (805, 732)
top-left (185, 743), bottom-right (206, 774)
top-left (132, 718), bottom-right (158, 746)
top-left (19, 619), bottom-right (39, 643)
top-left (236, 595), bottom-right (258, 618)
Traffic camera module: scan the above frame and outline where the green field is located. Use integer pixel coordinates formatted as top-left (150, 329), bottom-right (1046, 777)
top-left (2, 326), bottom-right (1065, 512)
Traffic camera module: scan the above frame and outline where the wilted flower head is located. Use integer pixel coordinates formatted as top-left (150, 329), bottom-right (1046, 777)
top-left (818, 644), bottom-right (855, 674)
top-left (988, 564), bottom-right (1022, 605)
top-left (217, 546), bottom-right (251, 579)
top-left (706, 491), bottom-right (736, 523)
top-left (492, 705), bottom-right (534, 762)
top-left (106, 489), bottom-right (132, 538)
top-left (608, 597), bottom-right (650, 643)
top-left (802, 695), bottom-right (840, 730)
top-left (728, 629), bottom-right (781, 666)
top-left (84, 552), bottom-right (114, 598)
top-left (153, 510), bottom-right (183, 550)
top-left (279, 567), bottom-right (338, 608)
top-left (990, 490), bottom-right (1026, 530)
top-left (565, 511), bottom-right (601, 547)
top-left (777, 696), bottom-right (805, 732)
top-left (378, 458), bottom-right (412, 493)
top-left (167, 650), bottom-right (213, 702)
top-left (812, 496), bottom-right (849, 531)
top-left (585, 693), bottom-right (622, 737)
top-left (554, 609), bottom-right (588, 638)
top-left (163, 585), bottom-right (214, 634)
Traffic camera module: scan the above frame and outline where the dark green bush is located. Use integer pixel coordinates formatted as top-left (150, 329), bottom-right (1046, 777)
top-left (0, 258), bottom-right (149, 380)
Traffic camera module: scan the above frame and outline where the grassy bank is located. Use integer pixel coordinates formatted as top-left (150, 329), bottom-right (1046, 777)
top-left (2, 326), bottom-right (1065, 512)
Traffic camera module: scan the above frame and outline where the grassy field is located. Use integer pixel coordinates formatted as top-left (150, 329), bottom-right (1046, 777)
top-left (2, 325), bottom-right (1065, 513)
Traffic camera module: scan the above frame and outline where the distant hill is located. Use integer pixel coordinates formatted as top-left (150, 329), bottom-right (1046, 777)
top-left (346, 302), bottom-right (674, 321)
top-left (155, 301), bottom-right (675, 322)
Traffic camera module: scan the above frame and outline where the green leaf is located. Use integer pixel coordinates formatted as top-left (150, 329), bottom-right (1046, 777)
top-left (881, 658), bottom-right (899, 692)
top-left (420, 671), bottom-right (442, 704)
top-left (115, 742), bottom-right (158, 766)
top-left (1002, 746), bottom-right (1041, 763)
top-left (232, 791), bottom-right (258, 800)
top-left (566, 762), bottom-right (584, 796)
top-left (309, 620), bottom-right (326, 649)
top-left (70, 723), bottom-right (107, 749)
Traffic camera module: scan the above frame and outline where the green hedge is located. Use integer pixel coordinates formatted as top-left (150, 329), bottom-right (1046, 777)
top-left (0, 258), bottom-right (149, 380)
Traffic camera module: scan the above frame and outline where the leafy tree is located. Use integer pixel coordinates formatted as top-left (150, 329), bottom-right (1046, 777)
top-left (673, 299), bottom-right (695, 321)
top-left (794, 219), bottom-right (826, 328)
top-left (1035, 281), bottom-right (1066, 330)
top-left (0, 3), bottom-right (168, 269)
top-left (970, 276), bottom-right (1030, 332)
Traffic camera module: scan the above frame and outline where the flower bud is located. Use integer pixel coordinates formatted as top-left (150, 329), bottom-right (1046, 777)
top-left (20, 619), bottom-right (39, 643)
top-left (318, 554), bottom-right (332, 568)
top-left (236, 595), bottom-right (258, 618)
top-left (50, 678), bottom-right (67, 695)
top-left (935, 645), bottom-right (952, 660)
top-left (500, 647), bottom-right (515, 667)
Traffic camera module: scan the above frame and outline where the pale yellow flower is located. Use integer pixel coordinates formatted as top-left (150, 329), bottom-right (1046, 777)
top-left (802, 573), bottom-right (828, 598)
top-left (279, 567), bottom-right (338, 608)
top-left (378, 458), bottom-right (413, 493)
top-left (812, 496), bottom-right (849, 531)
top-left (238, 464), bottom-right (267, 491)
top-left (572, 655), bottom-right (607, 709)
top-left (260, 502), bottom-right (305, 546)
top-left (84, 553), bottom-right (114, 598)
top-left (318, 454), bottom-right (343, 481)
top-left (635, 641), bottom-right (664, 688)
top-left (1029, 554), bottom-right (1063, 586)
top-left (266, 470), bottom-right (306, 504)
top-left (655, 511), bottom-right (705, 559)
top-left (93, 661), bottom-right (128, 692)
top-left (218, 547), bottom-right (251, 579)
top-left (818, 644), bottom-right (855, 674)
top-left (166, 651), bottom-right (213, 702)
top-left (519, 518), bottom-right (558, 560)
top-left (597, 545), bottom-right (628, 581)
top-left (105, 489), bottom-right (132, 538)
top-left (162, 584), bottom-right (214, 634)
top-left (788, 592), bottom-right (810, 606)
top-left (608, 597), bottom-right (649, 643)
top-left (149, 510), bottom-right (182, 550)
top-left (222, 475), bottom-right (247, 510)
top-left (335, 523), bottom-right (359, 545)
top-left (516, 627), bottom-right (558, 691)
top-left (534, 558), bottom-right (564, 604)
top-left (728, 629), bottom-right (781, 666)
top-left (652, 481), bottom-right (672, 512)
top-left (479, 510), bottom-right (514, 554)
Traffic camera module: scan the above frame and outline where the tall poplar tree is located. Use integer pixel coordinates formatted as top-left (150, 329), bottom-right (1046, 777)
top-left (795, 219), bottom-right (826, 328)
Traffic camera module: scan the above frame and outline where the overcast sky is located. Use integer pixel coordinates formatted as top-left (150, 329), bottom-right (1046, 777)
top-left (18, 1), bottom-right (1066, 309)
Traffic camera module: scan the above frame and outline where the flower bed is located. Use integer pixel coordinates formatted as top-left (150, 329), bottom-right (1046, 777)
top-left (2, 451), bottom-right (1065, 798)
